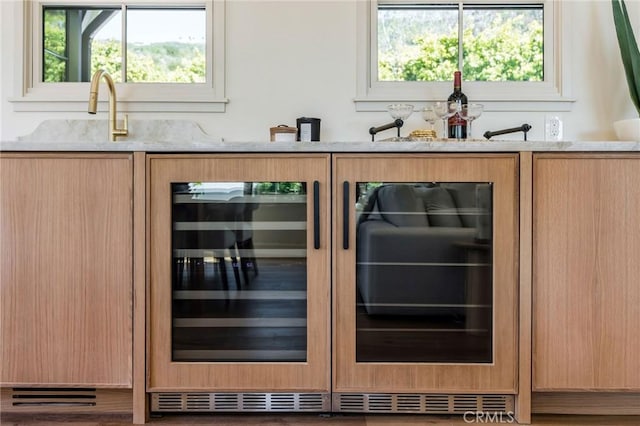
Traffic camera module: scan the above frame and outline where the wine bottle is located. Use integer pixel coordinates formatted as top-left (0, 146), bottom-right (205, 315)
top-left (448, 70), bottom-right (468, 139)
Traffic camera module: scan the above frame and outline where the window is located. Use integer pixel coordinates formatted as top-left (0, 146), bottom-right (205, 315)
top-left (378, 4), bottom-right (543, 82)
top-left (356, 0), bottom-right (572, 111)
top-left (12, 0), bottom-right (226, 112)
top-left (43, 6), bottom-right (206, 83)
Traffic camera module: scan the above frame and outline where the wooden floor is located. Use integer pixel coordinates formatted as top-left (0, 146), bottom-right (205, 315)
top-left (2, 413), bottom-right (640, 425)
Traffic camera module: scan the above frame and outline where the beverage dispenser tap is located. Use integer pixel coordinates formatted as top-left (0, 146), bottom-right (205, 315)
top-left (369, 119), bottom-right (404, 142)
top-left (483, 124), bottom-right (532, 141)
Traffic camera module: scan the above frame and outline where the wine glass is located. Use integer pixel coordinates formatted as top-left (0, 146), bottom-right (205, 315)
top-left (422, 105), bottom-right (438, 133)
top-left (433, 101), bottom-right (459, 139)
top-left (387, 103), bottom-right (414, 121)
top-left (460, 103), bottom-right (484, 140)
top-left (387, 104), bottom-right (414, 138)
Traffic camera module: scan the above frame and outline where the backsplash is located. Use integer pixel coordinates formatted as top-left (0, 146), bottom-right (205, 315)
top-left (17, 119), bottom-right (222, 144)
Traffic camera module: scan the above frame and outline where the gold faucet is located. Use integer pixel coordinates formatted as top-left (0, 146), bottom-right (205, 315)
top-left (88, 69), bottom-right (128, 141)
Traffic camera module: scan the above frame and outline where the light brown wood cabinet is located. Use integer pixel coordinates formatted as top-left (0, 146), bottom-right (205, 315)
top-left (0, 153), bottom-right (133, 388)
top-left (4, 150), bottom-right (638, 421)
top-left (533, 153), bottom-right (640, 391)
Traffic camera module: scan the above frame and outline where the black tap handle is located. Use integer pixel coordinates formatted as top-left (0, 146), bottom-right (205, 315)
top-left (369, 119), bottom-right (404, 141)
top-left (483, 124), bottom-right (532, 140)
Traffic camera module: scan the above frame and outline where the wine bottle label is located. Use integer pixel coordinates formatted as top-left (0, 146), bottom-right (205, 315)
top-left (448, 113), bottom-right (466, 126)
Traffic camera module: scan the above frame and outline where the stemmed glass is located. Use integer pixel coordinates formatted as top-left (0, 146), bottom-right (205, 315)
top-left (422, 105), bottom-right (438, 134)
top-left (387, 103), bottom-right (414, 121)
top-left (387, 104), bottom-right (414, 138)
top-left (433, 101), bottom-right (460, 139)
top-left (460, 103), bottom-right (484, 140)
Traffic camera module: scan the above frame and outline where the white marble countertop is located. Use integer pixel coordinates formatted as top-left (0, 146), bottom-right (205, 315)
top-left (3, 139), bottom-right (639, 152)
top-left (1, 120), bottom-right (638, 152)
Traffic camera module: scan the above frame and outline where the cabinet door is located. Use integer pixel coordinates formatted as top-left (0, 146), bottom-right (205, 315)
top-left (148, 154), bottom-right (331, 392)
top-left (333, 154), bottom-right (519, 394)
top-left (533, 154), bottom-right (640, 390)
top-left (0, 154), bottom-right (132, 387)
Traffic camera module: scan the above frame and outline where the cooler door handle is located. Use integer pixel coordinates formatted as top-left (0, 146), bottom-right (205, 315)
top-left (313, 181), bottom-right (320, 249)
top-left (343, 181), bottom-right (349, 250)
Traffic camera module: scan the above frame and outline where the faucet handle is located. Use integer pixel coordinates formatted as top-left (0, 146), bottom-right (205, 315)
top-left (112, 114), bottom-right (129, 140)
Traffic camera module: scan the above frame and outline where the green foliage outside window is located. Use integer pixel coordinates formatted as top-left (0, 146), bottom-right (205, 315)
top-left (43, 10), bottom-right (67, 82)
top-left (42, 11), bottom-right (205, 83)
top-left (92, 39), bottom-right (123, 82)
top-left (91, 40), bottom-right (205, 83)
top-left (379, 12), bottom-right (543, 82)
top-left (126, 43), bottom-right (205, 83)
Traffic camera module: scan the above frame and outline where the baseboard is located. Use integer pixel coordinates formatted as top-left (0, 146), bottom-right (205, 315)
top-left (1, 387), bottom-right (132, 415)
top-left (532, 392), bottom-right (640, 415)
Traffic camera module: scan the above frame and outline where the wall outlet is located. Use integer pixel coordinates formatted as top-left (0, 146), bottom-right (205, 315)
top-left (545, 115), bottom-right (563, 141)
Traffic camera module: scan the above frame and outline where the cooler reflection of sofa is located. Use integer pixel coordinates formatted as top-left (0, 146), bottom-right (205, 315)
top-left (356, 183), bottom-right (490, 316)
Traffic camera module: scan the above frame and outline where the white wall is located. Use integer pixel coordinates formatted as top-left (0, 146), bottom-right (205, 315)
top-left (1, 0), bottom-right (638, 142)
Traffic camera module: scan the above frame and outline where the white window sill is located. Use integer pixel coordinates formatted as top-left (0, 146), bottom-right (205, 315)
top-left (354, 97), bottom-right (575, 113)
top-left (9, 97), bottom-right (229, 113)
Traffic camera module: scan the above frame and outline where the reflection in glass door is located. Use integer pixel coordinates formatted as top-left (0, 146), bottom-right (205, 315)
top-left (171, 181), bottom-right (308, 362)
top-left (355, 182), bottom-right (493, 363)
top-left (332, 154), bottom-right (518, 398)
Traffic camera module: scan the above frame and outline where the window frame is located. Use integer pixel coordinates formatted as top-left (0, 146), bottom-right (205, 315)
top-left (355, 0), bottom-right (574, 112)
top-left (10, 0), bottom-right (227, 113)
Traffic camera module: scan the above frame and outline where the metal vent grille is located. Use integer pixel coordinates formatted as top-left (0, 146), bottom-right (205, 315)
top-left (396, 394), bottom-right (421, 412)
top-left (299, 393), bottom-right (327, 411)
top-left (482, 395), bottom-right (510, 412)
top-left (271, 394), bottom-right (296, 410)
top-left (333, 393), bottom-right (514, 414)
top-left (10, 388), bottom-right (97, 408)
top-left (152, 392), bottom-right (329, 412)
top-left (242, 393), bottom-right (267, 410)
top-left (214, 393), bottom-right (238, 410)
top-left (155, 393), bottom-right (183, 411)
top-left (453, 395), bottom-right (479, 413)
top-left (337, 394), bottom-right (364, 411)
top-left (425, 394), bottom-right (450, 413)
top-left (186, 393), bottom-right (210, 411)
top-left (368, 394), bottom-right (392, 412)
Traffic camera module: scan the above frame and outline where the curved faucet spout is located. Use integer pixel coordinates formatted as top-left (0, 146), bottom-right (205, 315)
top-left (88, 69), bottom-right (128, 142)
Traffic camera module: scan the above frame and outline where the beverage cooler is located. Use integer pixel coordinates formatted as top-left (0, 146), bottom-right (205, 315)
top-left (331, 154), bottom-right (519, 414)
top-left (147, 155), bottom-right (331, 412)
top-left (146, 153), bottom-right (519, 416)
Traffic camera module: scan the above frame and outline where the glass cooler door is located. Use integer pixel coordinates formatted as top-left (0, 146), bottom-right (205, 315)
top-left (332, 154), bottom-right (518, 396)
top-left (354, 182), bottom-right (493, 364)
top-left (171, 181), bottom-right (309, 362)
top-left (149, 154), bottom-right (330, 394)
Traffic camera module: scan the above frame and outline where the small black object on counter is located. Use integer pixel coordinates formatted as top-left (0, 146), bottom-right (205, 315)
top-left (296, 117), bottom-right (321, 141)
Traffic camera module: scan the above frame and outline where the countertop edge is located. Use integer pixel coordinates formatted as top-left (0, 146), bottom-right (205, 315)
top-left (1, 140), bottom-right (639, 153)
